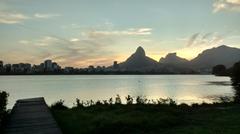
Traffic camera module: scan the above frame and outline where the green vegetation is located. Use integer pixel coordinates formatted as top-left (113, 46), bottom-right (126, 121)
top-left (51, 96), bottom-right (240, 134)
top-left (231, 61), bottom-right (240, 86)
top-left (212, 61), bottom-right (240, 80)
top-left (51, 60), bottom-right (240, 134)
top-left (212, 64), bottom-right (228, 76)
top-left (0, 91), bottom-right (9, 132)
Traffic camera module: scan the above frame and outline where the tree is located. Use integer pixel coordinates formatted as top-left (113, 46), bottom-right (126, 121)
top-left (212, 64), bottom-right (227, 76)
top-left (231, 61), bottom-right (240, 86)
top-left (115, 94), bottom-right (122, 104)
top-left (0, 91), bottom-right (9, 130)
top-left (125, 95), bottom-right (133, 105)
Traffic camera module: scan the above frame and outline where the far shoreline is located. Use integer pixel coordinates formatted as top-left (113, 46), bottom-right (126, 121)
top-left (0, 73), bottom-right (213, 76)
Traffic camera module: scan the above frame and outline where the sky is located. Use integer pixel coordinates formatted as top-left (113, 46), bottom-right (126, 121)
top-left (0, 0), bottom-right (240, 67)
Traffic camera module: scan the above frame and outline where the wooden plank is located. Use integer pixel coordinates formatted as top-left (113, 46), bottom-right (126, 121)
top-left (5, 97), bottom-right (62, 134)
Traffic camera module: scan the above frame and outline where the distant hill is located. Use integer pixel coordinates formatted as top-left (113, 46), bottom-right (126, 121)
top-left (117, 46), bottom-right (194, 73)
top-left (190, 45), bottom-right (240, 69)
top-left (159, 53), bottom-right (189, 65)
top-left (111, 45), bottom-right (240, 74)
top-left (119, 46), bottom-right (158, 71)
top-left (159, 45), bottom-right (240, 71)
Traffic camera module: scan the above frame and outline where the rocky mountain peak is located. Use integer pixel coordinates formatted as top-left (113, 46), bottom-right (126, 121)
top-left (159, 52), bottom-right (188, 64)
top-left (135, 46), bottom-right (146, 57)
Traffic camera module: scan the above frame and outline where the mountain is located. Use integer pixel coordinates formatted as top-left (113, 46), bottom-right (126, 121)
top-left (190, 45), bottom-right (240, 69)
top-left (159, 52), bottom-right (189, 65)
top-left (119, 46), bottom-right (158, 71)
top-left (159, 45), bottom-right (240, 71)
top-left (111, 45), bottom-right (240, 74)
top-left (158, 52), bottom-right (195, 73)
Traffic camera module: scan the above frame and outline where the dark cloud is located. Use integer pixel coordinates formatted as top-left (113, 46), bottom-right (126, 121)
top-left (186, 32), bottom-right (224, 47)
top-left (202, 33), bottom-right (213, 40)
top-left (187, 33), bottom-right (199, 47)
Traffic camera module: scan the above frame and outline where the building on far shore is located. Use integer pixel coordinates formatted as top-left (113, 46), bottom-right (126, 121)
top-left (88, 65), bottom-right (95, 72)
top-left (64, 67), bottom-right (74, 73)
top-left (52, 62), bottom-right (61, 71)
top-left (11, 63), bottom-right (31, 73)
top-left (32, 64), bottom-right (44, 73)
top-left (4, 64), bottom-right (11, 73)
top-left (44, 60), bottom-right (53, 72)
top-left (0, 61), bottom-right (3, 68)
top-left (0, 59), bottom-right (62, 74)
top-left (113, 61), bottom-right (119, 69)
top-left (0, 61), bottom-right (3, 72)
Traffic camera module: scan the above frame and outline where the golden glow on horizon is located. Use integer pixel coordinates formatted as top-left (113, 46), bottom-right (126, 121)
top-left (1, 43), bottom-right (236, 68)
top-left (148, 54), bottom-right (164, 61)
top-left (176, 45), bottom-right (221, 60)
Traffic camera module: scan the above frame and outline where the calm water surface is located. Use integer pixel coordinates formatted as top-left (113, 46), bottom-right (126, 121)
top-left (0, 75), bottom-right (234, 108)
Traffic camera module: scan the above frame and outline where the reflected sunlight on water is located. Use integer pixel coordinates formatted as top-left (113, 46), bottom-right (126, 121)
top-left (0, 75), bottom-right (234, 108)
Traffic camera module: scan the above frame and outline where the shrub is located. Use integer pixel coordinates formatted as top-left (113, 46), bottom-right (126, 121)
top-left (0, 91), bottom-right (8, 112)
top-left (125, 95), bottom-right (133, 105)
top-left (0, 91), bottom-right (9, 131)
top-left (115, 94), bottom-right (122, 104)
top-left (108, 98), bottom-right (113, 105)
top-left (75, 98), bottom-right (84, 108)
top-left (157, 98), bottom-right (168, 104)
top-left (191, 103), bottom-right (199, 107)
top-left (178, 103), bottom-right (189, 108)
top-left (95, 100), bottom-right (102, 105)
top-left (168, 98), bottom-right (177, 106)
top-left (136, 96), bottom-right (147, 104)
top-left (85, 100), bottom-right (95, 107)
top-left (219, 96), bottom-right (232, 103)
top-left (102, 100), bottom-right (108, 105)
top-left (157, 98), bottom-right (176, 106)
top-left (51, 99), bottom-right (68, 110)
top-left (231, 61), bottom-right (240, 85)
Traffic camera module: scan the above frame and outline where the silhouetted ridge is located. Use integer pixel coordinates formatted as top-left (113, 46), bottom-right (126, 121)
top-left (119, 46), bottom-right (158, 71)
top-left (159, 52), bottom-right (188, 64)
top-left (135, 46), bottom-right (146, 57)
top-left (190, 45), bottom-right (240, 69)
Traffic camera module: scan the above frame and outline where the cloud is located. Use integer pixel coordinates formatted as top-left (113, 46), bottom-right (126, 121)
top-left (38, 36), bottom-right (61, 46)
top-left (177, 33), bottom-right (225, 60)
top-left (186, 32), bottom-right (224, 47)
top-left (17, 24), bottom-right (153, 67)
top-left (34, 13), bottom-right (61, 19)
top-left (70, 38), bottom-right (79, 42)
top-left (140, 39), bottom-right (152, 43)
top-left (0, 11), bottom-right (29, 24)
top-left (187, 33), bottom-right (200, 47)
top-left (19, 40), bottom-right (30, 44)
top-left (20, 36), bottom-right (67, 47)
top-left (0, 10), bottom-right (61, 24)
top-left (61, 23), bottom-right (83, 29)
top-left (18, 33), bottom-right (117, 67)
top-left (87, 28), bottom-right (152, 38)
top-left (202, 33), bottom-right (213, 39)
top-left (61, 21), bottom-right (114, 30)
top-left (213, 0), bottom-right (240, 12)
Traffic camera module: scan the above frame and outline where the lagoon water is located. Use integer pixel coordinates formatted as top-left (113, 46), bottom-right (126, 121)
top-left (0, 75), bottom-right (234, 108)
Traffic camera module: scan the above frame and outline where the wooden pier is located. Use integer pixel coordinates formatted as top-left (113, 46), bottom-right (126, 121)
top-left (5, 97), bottom-right (62, 134)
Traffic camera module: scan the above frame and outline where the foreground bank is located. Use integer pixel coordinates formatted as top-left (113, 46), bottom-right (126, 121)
top-left (51, 101), bottom-right (240, 134)
top-left (2, 93), bottom-right (240, 134)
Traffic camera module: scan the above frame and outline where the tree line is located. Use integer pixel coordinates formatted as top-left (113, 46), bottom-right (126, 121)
top-left (212, 61), bottom-right (240, 85)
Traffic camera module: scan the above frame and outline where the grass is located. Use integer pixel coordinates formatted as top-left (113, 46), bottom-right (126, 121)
top-left (51, 102), bottom-right (240, 134)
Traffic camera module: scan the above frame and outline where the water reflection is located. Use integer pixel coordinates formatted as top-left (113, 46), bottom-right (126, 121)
top-left (204, 82), bottom-right (240, 103)
top-left (0, 75), bottom-right (234, 108)
top-left (206, 81), bottom-right (231, 86)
